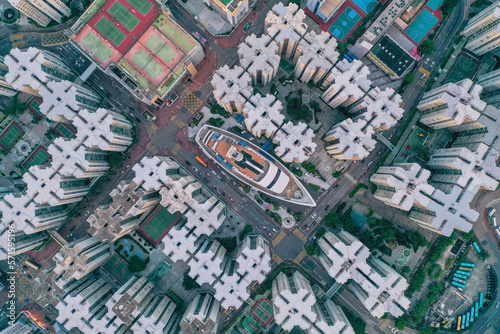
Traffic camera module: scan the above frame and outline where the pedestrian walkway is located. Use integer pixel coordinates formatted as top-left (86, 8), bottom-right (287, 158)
top-left (294, 250), bottom-right (307, 264)
top-left (272, 231), bottom-right (286, 247)
top-left (293, 229), bottom-right (307, 241)
top-left (272, 253), bottom-right (282, 264)
top-left (344, 172), bottom-right (357, 184)
top-left (181, 0), bottom-right (232, 35)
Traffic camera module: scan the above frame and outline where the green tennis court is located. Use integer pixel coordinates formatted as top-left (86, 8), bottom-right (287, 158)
top-left (94, 17), bottom-right (127, 46)
top-left (109, 1), bottom-right (140, 31)
top-left (132, 49), bottom-right (164, 79)
top-left (55, 124), bottom-right (74, 138)
top-left (141, 206), bottom-right (178, 241)
top-left (126, 0), bottom-right (153, 15)
top-left (253, 308), bottom-right (270, 323)
top-left (104, 254), bottom-right (120, 271)
top-left (261, 300), bottom-right (273, 314)
top-left (328, 6), bottom-right (361, 41)
top-left (29, 99), bottom-right (41, 112)
top-left (24, 149), bottom-right (49, 169)
top-left (111, 261), bottom-right (127, 277)
top-left (0, 124), bottom-right (23, 150)
top-left (146, 34), bottom-right (177, 64)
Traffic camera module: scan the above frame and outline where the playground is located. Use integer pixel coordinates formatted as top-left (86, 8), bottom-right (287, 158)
top-left (444, 52), bottom-right (480, 84)
top-left (403, 8), bottom-right (440, 45)
top-left (392, 126), bottom-right (429, 164)
top-left (0, 121), bottom-right (24, 151)
top-left (22, 146), bottom-right (50, 169)
top-left (138, 206), bottom-right (180, 245)
top-left (328, 5), bottom-right (362, 42)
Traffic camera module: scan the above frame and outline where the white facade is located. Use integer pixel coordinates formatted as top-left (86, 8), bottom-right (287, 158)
top-left (188, 239), bottom-right (226, 285)
top-left (243, 93), bottom-right (285, 138)
top-left (309, 299), bottom-right (355, 334)
top-left (203, 0), bottom-right (249, 26)
top-left (0, 57), bottom-right (16, 97)
top-left (211, 65), bottom-right (253, 113)
top-left (265, 3), bottom-right (308, 59)
top-left (273, 121), bottom-right (317, 163)
top-left (462, 2), bottom-right (500, 55)
top-left (213, 260), bottom-right (249, 309)
top-left (7, 0), bottom-right (51, 26)
top-left (294, 30), bottom-right (339, 84)
top-left (180, 293), bottom-right (220, 334)
top-left (8, 0), bottom-right (70, 23)
top-left (272, 271), bottom-right (318, 331)
top-left (53, 235), bottom-right (112, 283)
top-left (321, 59), bottom-right (372, 107)
top-left (418, 79), bottom-right (486, 130)
top-left (238, 34), bottom-right (280, 86)
top-left (318, 231), bottom-right (411, 318)
top-left (324, 118), bottom-right (377, 160)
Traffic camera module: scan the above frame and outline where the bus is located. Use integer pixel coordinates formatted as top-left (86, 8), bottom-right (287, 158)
top-left (470, 307), bottom-right (474, 322)
top-left (459, 267), bottom-right (473, 271)
top-left (473, 242), bottom-right (481, 253)
top-left (479, 292), bottom-right (484, 308)
top-left (460, 262), bottom-right (475, 268)
top-left (454, 273), bottom-right (468, 280)
top-left (457, 316), bottom-right (462, 331)
top-left (456, 270), bottom-right (471, 276)
top-left (475, 302), bottom-right (479, 317)
top-left (25, 260), bottom-right (41, 270)
top-left (195, 156), bottom-right (207, 167)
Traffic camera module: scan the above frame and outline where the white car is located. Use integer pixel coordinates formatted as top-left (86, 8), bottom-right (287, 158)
top-left (312, 212), bottom-right (317, 219)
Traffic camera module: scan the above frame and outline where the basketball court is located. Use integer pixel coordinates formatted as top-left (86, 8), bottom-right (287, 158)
top-left (444, 52), bottom-right (480, 84)
top-left (393, 126), bottom-right (429, 164)
top-left (403, 8), bottom-right (440, 45)
top-left (350, 0), bottom-right (378, 14)
top-left (328, 5), bottom-right (362, 41)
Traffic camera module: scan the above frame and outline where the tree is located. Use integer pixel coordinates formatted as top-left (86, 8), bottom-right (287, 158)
top-left (419, 39), bottom-right (435, 55)
top-left (478, 250), bottom-right (490, 261)
top-left (302, 161), bottom-right (316, 174)
top-left (210, 104), bottom-right (230, 118)
top-left (3, 96), bottom-right (27, 116)
top-left (287, 97), bottom-right (311, 121)
top-left (239, 224), bottom-right (253, 240)
top-left (128, 256), bottom-right (147, 272)
top-left (440, 0), bottom-right (459, 14)
top-left (216, 237), bottom-right (237, 252)
top-left (395, 316), bottom-right (407, 330)
top-left (315, 227), bottom-right (326, 239)
top-left (404, 73), bottom-right (415, 85)
top-left (324, 212), bottom-right (339, 229)
top-left (310, 100), bottom-right (322, 113)
top-left (182, 271), bottom-right (200, 290)
top-left (413, 299), bottom-right (429, 319)
top-left (462, 230), bottom-right (474, 242)
top-left (208, 117), bottom-right (224, 127)
top-left (332, 171), bottom-right (342, 178)
top-left (107, 152), bottom-right (124, 168)
top-left (305, 244), bottom-right (320, 256)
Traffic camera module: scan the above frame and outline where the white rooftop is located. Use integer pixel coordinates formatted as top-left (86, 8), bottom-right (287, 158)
top-left (297, 30), bottom-right (339, 72)
top-left (273, 121), bottom-right (317, 163)
top-left (238, 34), bottom-right (280, 78)
top-left (243, 93), bottom-right (284, 138)
top-left (265, 3), bottom-right (308, 44)
top-left (211, 65), bottom-right (253, 109)
top-left (325, 118), bottom-right (377, 160)
top-left (188, 239), bottom-right (226, 285)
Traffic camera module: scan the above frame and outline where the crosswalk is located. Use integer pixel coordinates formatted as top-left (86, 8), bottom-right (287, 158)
top-left (172, 143), bottom-right (181, 154)
top-left (293, 228), bottom-right (307, 241)
top-left (146, 143), bottom-right (158, 155)
top-left (170, 115), bottom-right (185, 128)
top-left (344, 173), bottom-right (357, 184)
top-left (294, 249), bottom-right (307, 264)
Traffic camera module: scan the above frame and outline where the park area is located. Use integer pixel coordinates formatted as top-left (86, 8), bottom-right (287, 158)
top-left (444, 52), bottom-right (480, 84)
top-left (392, 126), bottom-right (429, 164)
top-left (0, 121), bottom-right (24, 151)
top-left (138, 206), bottom-right (180, 245)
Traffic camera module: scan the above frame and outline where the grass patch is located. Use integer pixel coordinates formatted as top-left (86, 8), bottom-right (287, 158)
top-left (349, 183), bottom-right (368, 198)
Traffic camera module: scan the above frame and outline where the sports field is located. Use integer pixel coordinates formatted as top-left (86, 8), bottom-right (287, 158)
top-left (0, 122), bottom-right (24, 150)
top-left (29, 99), bottom-right (40, 112)
top-left (145, 34), bottom-right (177, 64)
top-left (126, 0), bottom-right (153, 15)
top-left (132, 49), bottom-right (164, 79)
top-left (250, 298), bottom-right (274, 326)
top-left (393, 126), bottom-right (429, 164)
top-left (55, 123), bottom-right (76, 138)
top-left (328, 6), bottom-right (362, 41)
top-left (23, 146), bottom-right (50, 169)
top-left (141, 206), bottom-right (178, 242)
top-left (82, 32), bottom-right (114, 62)
top-left (404, 8), bottom-right (439, 45)
top-left (104, 254), bottom-right (120, 271)
top-left (444, 53), bottom-right (480, 84)
top-left (351, 0), bottom-right (378, 14)
top-left (427, 0), bottom-right (444, 11)
top-left (109, 1), bottom-right (140, 31)
top-left (95, 16), bottom-right (127, 46)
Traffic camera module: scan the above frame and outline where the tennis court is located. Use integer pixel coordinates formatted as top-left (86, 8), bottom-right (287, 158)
top-left (404, 8), bottom-right (439, 45)
top-left (0, 122), bottom-right (24, 150)
top-left (109, 1), bottom-right (140, 31)
top-left (29, 99), bottom-right (41, 112)
top-left (55, 123), bottom-right (75, 138)
top-left (444, 53), bottom-right (480, 84)
top-left (23, 147), bottom-right (50, 169)
top-left (126, 0), bottom-right (153, 15)
top-left (146, 34), bottom-right (177, 64)
top-left (141, 206), bottom-right (178, 242)
top-left (82, 32), bottom-right (114, 62)
top-left (260, 299), bottom-right (273, 314)
top-left (111, 261), bottom-right (127, 277)
top-left (328, 6), bottom-right (362, 41)
top-left (351, 0), bottom-right (378, 14)
top-left (104, 254), bottom-right (120, 271)
top-left (95, 17), bottom-right (127, 46)
top-left (132, 49), bottom-right (164, 79)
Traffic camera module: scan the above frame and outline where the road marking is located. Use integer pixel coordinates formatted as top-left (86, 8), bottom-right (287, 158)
top-left (272, 231), bottom-right (286, 247)
top-left (293, 229), bottom-right (307, 241)
top-left (147, 124), bottom-right (157, 135)
top-left (10, 33), bottom-right (24, 41)
top-left (294, 249), bottom-right (307, 264)
top-left (170, 115), bottom-right (185, 128)
top-left (146, 143), bottom-right (158, 155)
top-left (344, 173), bottom-right (356, 183)
top-left (183, 91), bottom-right (202, 114)
top-left (380, 319), bottom-right (390, 329)
top-left (172, 143), bottom-right (181, 154)
top-left (12, 41), bottom-right (26, 48)
top-left (41, 32), bottom-right (68, 46)
top-left (272, 253), bottom-right (282, 264)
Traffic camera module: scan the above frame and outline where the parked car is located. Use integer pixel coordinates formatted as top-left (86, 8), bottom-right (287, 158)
top-left (334, 184), bottom-right (340, 190)
top-left (324, 205), bottom-right (330, 211)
